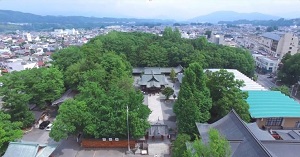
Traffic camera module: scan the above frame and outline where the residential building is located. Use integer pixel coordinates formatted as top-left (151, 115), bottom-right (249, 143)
top-left (259, 32), bottom-right (299, 59)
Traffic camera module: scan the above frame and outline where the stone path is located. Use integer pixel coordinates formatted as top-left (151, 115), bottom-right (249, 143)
top-left (147, 94), bottom-right (164, 123)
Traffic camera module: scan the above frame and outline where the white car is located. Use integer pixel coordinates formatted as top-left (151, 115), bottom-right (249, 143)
top-left (45, 123), bottom-right (53, 131)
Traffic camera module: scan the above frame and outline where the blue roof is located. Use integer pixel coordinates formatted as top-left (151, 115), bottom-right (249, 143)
top-left (261, 32), bottom-right (282, 41)
top-left (246, 91), bottom-right (300, 118)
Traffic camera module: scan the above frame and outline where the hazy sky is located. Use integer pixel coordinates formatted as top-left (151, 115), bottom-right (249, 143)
top-left (0, 0), bottom-right (300, 20)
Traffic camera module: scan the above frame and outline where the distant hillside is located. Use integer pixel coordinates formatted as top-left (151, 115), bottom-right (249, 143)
top-left (189, 11), bottom-right (280, 23)
top-left (0, 10), bottom-right (174, 32)
top-left (218, 18), bottom-right (300, 26)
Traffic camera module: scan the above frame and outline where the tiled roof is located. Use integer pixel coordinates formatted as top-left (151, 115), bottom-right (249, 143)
top-left (196, 110), bottom-right (274, 157)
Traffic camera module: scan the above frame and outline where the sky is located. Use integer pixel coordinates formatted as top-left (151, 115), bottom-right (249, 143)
top-left (0, 0), bottom-right (300, 20)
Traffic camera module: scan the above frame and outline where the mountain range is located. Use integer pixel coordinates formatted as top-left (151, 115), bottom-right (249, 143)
top-left (189, 11), bottom-right (281, 23)
top-left (0, 10), bottom-right (173, 24)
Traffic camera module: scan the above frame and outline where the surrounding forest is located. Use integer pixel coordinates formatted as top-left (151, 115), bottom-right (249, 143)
top-left (0, 28), bottom-right (255, 152)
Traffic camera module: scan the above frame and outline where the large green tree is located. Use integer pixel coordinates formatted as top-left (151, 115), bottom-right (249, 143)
top-left (206, 69), bottom-right (250, 123)
top-left (174, 63), bottom-right (212, 137)
top-left (51, 46), bottom-right (84, 72)
top-left (278, 53), bottom-right (300, 85)
top-left (185, 129), bottom-right (231, 157)
top-left (172, 134), bottom-right (191, 157)
top-left (0, 71), bottom-right (34, 128)
top-left (0, 111), bottom-right (23, 155)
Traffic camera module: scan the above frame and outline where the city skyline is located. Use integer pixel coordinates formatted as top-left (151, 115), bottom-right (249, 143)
top-left (0, 0), bottom-right (300, 20)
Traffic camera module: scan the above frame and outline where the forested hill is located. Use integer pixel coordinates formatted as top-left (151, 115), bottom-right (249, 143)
top-left (0, 10), bottom-right (173, 24)
top-left (218, 18), bottom-right (300, 26)
top-left (52, 28), bottom-right (255, 87)
top-left (0, 10), bottom-right (173, 31)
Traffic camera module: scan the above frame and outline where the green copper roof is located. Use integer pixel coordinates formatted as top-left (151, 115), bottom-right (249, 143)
top-left (247, 91), bottom-right (300, 118)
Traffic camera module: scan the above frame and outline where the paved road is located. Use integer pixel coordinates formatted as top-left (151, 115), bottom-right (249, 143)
top-left (256, 73), bottom-right (277, 90)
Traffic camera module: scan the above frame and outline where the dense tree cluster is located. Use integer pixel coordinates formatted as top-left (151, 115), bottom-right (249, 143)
top-left (81, 28), bottom-right (254, 77)
top-left (50, 50), bottom-right (151, 141)
top-left (0, 67), bottom-right (65, 128)
top-left (206, 69), bottom-right (250, 123)
top-left (174, 63), bottom-right (212, 137)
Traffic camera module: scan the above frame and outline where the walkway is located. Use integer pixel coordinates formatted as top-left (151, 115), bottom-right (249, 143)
top-left (147, 94), bottom-right (164, 124)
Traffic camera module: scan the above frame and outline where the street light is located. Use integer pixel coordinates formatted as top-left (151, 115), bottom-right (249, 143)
top-left (126, 105), bottom-right (133, 154)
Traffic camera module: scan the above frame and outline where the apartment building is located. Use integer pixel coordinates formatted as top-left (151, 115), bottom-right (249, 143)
top-left (259, 32), bottom-right (299, 59)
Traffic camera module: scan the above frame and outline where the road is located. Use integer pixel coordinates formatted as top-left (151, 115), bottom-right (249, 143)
top-left (256, 73), bottom-right (277, 90)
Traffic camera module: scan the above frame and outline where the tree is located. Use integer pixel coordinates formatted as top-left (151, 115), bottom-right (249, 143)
top-left (0, 111), bottom-right (23, 154)
top-left (206, 69), bottom-right (250, 123)
top-left (185, 129), bottom-right (231, 157)
top-left (170, 68), bottom-right (176, 83)
top-left (271, 85), bottom-right (290, 97)
top-left (162, 87), bottom-right (174, 100)
top-left (24, 67), bottom-right (65, 108)
top-left (172, 134), bottom-right (191, 157)
top-left (174, 63), bottom-right (212, 137)
top-left (51, 46), bottom-right (84, 72)
top-left (50, 100), bottom-right (90, 142)
top-left (204, 30), bottom-right (212, 38)
top-left (278, 53), bottom-right (300, 85)
top-left (0, 71), bottom-right (35, 128)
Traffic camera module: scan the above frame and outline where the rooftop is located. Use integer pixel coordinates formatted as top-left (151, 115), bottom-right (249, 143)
top-left (206, 69), bottom-right (267, 91)
top-left (261, 32), bottom-right (284, 41)
top-left (247, 91), bottom-right (300, 118)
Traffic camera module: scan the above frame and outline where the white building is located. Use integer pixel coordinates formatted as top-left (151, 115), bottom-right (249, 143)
top-left (252, 54), bottom-right (279, 73)
top-left (23, 33), bottom-right (32, 42)
top-left (210, 32), bottom-right (224, 45)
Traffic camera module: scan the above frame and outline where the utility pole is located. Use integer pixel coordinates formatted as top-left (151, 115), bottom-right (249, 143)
top-left (126, 105), bottom-right (133, 154)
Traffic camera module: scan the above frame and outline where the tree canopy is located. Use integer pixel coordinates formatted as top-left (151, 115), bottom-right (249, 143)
top-left (206, 69), bottom-right (250, 123)
top-left (185, 129), bottom-right (231, 157)
top-left (0, 111), bottom-right (23, 154)
top-left (73, 28), bottom-right (255, 77)
top-left (162, 87), bottom-right (174, 100)
top-left (278, 53), bottom-right (300, 85)
top-left (270, 85), bottom-right (290, 97)
top-left (50, 51), bottom-right (150, 141)
top-left (0, 67), bottom-right (64, 128)
top-left (174, 63), bottom-right (212, 137)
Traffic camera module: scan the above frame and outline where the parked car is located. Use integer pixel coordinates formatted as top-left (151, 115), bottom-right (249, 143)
top-left (45, 123), bottom-right (53, 131)
top-left (39, 121), bottom-right (50, 129)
